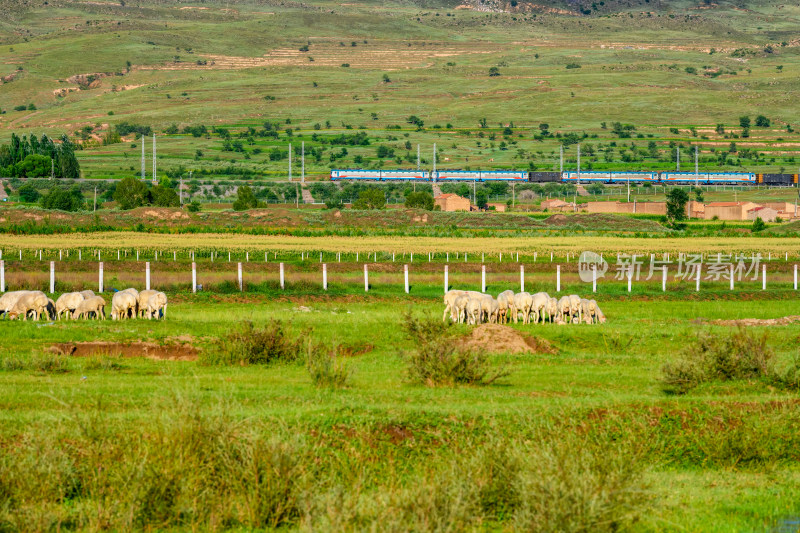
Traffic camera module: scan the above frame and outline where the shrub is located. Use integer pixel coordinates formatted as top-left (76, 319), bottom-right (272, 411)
top-left (203, 320), bottom-right (304, 365)
top-left (306, 342), bottom-right (349, 388)
top-left (752, 217), bottom-right (766, 232)
top-left (565, 62), bottom-right (581, 69)
top-left (401, 314), bottom-right (510, 386)
top-left (405, 191), bottom-right (434, 210)
top-left (186, 201), bottom-right (201, 212)
top-left (661, 329), bottom-right (796, 394)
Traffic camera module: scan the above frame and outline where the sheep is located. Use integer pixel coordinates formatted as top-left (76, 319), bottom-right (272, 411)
top-left (466, 292), bottom-right (495, 323)
top-left (466, 297), bottom-right (482, 325)
top-left (531, 292), bottom-right (550, 324)
top-left (452, 295), bottom-right (470, 323)
top-left (73, 296), bottom-right (106, 320)
top-left (580, 299), bottom-right (593, 325)
top-left (0, 291), bottom-right (29, 318)
top-left (568, 294), bottom-right (582, 323)
top-left (55, 292), bottom-right (85, 320)
top-left (512, 292), bottom-right (533, 324)
top-left (136, 290), bottom-right (159, 318)
top-left (592, 300), bottom-right (607, 324)
top-left (111, 291), bottom-right (138, 320)
top-left (486, 298), bottom-right (500, 324)
top-left (7, 291), bottom-right (49, 321)
top-left (546, 297), bottom-right (558, 323)
top-left (144, 292), bottom-right (168, 320)
top-left (497, 290), bottom-right (515, 324)
top-left (443, 290), bottom-right (467, 322)
top-left (80, 290), bottom-right (95, 300)
top-left (557, 296), bottom-right (572, 323)
top-left (45, 298), bottom-right (57, 320)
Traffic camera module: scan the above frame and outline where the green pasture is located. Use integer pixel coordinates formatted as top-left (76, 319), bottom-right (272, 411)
top-left (2, 294), bottom-right (800, 530)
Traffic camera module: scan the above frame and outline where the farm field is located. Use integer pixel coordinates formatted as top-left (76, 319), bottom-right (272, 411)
top-left (2, 294), bottom-right (800, 530)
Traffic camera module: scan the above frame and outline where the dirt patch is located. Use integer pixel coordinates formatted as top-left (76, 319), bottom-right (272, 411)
top-left (50, 341), bottom-right (198, 361)
top-left (459, 324), bottom-right (557, 355)
top-left (698, 316), bottom-right (800, 327)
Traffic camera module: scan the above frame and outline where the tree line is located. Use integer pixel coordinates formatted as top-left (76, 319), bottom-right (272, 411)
top-left (0, 133), bottom-right (81, 179)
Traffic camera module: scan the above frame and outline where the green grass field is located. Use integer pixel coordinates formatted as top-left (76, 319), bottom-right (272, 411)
top-left (2, 293), bottom-right (800, 530)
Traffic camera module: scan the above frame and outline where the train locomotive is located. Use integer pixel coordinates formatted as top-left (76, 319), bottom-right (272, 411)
top-left (330, 169), bottom-right (799, 186)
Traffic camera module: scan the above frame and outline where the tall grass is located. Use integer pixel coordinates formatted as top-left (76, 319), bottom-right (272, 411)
top-left (201, 320), bottom-right (304, 366)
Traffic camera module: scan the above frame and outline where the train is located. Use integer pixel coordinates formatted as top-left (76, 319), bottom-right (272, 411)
top-left (330, 169), bottom-right (799, 186)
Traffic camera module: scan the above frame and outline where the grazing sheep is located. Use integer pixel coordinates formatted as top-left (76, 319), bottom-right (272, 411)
top-left (592, 300), bottom-right (607, 324)
top-left (466, 297), bottom-right (482, 325)
top-left (546, 297), bottom-right (558, 323)
top-left (486, 298), bottom-right (500, 324)
top-left (557, 296), bottom-right (572, 323)
top-left (497, 290), bottom-right (515, 324)
top-left (531, 292), bottom-right (550, 324)
top-left (7, 291), bottom-right (49, 321)
top-left (80, 290), bottom-right (96, 300)
top-left (452, 295), bottom-right (470, 323)
top-left (512, 292), bottom-right (533, 324)
top-left (73, 296), bottom-right (106, 320)
top-left (568, 295), bottom-right (582, 323)
top-left (0, 291), bottom-right (29, 318)
top-left (144, 292), bottom-right (168, 320)
top-left (443, 290), bottom-right (467, 322)
top-left (467, 292), bottom-right (495, 323)
top-left (55, 292), bottom-right (85, 320)
top-left (111, 291), bottom-right (138, 320)
top-left (136, 290), bottom-right (159, 318)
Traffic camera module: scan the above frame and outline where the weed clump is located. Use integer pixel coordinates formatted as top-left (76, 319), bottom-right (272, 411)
top-left (401, 314), bottom-right (510, 386)
top-left (202, 320), bottom-right (304, 365)
top-left (306, 342), bottom-right (349, 388)
top-left (661, 329), bottom-right (798, 394)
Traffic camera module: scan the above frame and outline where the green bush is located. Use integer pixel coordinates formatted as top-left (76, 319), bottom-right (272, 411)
top-left (661, 329), bottom-right (790, 394)
top-left (306, 342), bottom-right (349, 388)
top-left (401, 314), bottom-right (509, 386)
top-left (202, 320), bottom-right (304, 365)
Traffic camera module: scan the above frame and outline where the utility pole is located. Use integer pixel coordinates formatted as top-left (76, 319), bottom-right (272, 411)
top-left (288, 143), bottom-right (292, 181)
top-left (433, 143), bottom-right (437, 179)
top-left (694, 145), bottom-right (699, 188)
top-left (50, 159), bottom-right (54, 180)
top-left (512, 182), bottom-right (515, 208)
top-left (295, 182), bottom-right (299, 208)
top-left (93, 186), bottom-right (97, 212)
top-left (301, 141), bottom-right (305, 183)
top-left (575, 144), bottom-right (580, 208)
top-left (676, 146), bottom-right (680, 172)
top-left (627, 176), bottom-right (630, 203)
top-left (152, 134), bottom-right (156, 184)
top-left (141, 135), bottom-right (145, 180)
top-left (559, 145), bottom-right (563, 173)
top-left (416, 144), bottom-right (420, 171)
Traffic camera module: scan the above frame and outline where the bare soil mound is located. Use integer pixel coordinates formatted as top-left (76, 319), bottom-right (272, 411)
top-left (701, 316), bottom-right (800, 327)
top-left (50, 341), bottom-right (198, 361)
top-left (459, 324), bottom-right (557, 355)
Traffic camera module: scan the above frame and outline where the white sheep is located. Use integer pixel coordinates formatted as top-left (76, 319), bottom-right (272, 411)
top-left (111, 291), bottom-right (138, 320)
top-left (0, 291), bottom-right (29, 318)
top-left (55, 292), bottom-right (85, 320)
top-left (497, 290), bottom-right (515, 324)
top-left (7, 291), bottom-right (49, 320)
top-left (73, 296), bottom-right (106, 320)
top-left (144, 292), bottom-right (168, 320)
top-left (452, 295), bottom-right (470, 323)
top-left (136, 290), bottom-right (159, 318)
top-left (557, 296), bottom-right (572, 323)
top-left (513, 292), bottom-right (533, 324)
top-left (531, 292), bottom-right (550, 324)
top-left (443, 290), bottom-right (467, 322)
top-left (568, 294), bottom-right (582, 323)
top-left (592, 300), bottom-right (607, 323)
top-left (79, 290), bottom-right (96, 299)
top-left (546, 297), bottom-right (558, 323)
top-left (466, 297), bottom-right (482, 325)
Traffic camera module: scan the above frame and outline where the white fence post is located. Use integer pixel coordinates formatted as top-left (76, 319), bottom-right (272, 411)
top-left (662, 266), bottom-right (667, 292)
top-left (0, 260), bottom-right (4, 292)
top-left (280, 262), bottom-right (285, 290)
top-left (59, 250), bottom-right (62, 261)
top-left (49, 261), bottom-right (54, 294)
top-left (627, 269), bottom-right (632, 293)
top-left (191, 262), bottom-right (196, 293)
top-left (246, 252), bottom-right (249, 262)
top-left (696, 264), bottom-right (701, 292)
top-left (444, 265), bottom-right (449, 294)
top-left (136, 250), bottom-right (139, 262)
top-left (364, 264), bottom-right (369, 292)
top-left (404, 264), bottom-right (409, 294)
top-left (592, 264), bottom-right (597, 293)
top-left (238, 262), bottom-right (243, 291)
top-left (520, 264), bottom-right (525, 293)
top-left (730, 264), bottom-right (734, 291)
top-left (556, 265), bottom-right (561, 292)
top-left (79, 249), bottom-right (81, 261)
top-left (99, 262), bottom-right (104, 293)
top-left (146, 262), bottom-right (151, 290)
top-left (762, 264), bottom-right (766, 290)
top-left (410, 252), bottom-right (413, 263)
top-left (446, 253), bottom-right (449, 262)
top-left (795, 265), bottom-right (798, 291)
top-left (481, 265), bottom-right (486, 293)
top-left (323, 264), bottom-right (328, 290)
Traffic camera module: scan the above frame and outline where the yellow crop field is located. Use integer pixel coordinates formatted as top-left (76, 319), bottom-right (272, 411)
top-left (1, 233), bottom-right (800, 256)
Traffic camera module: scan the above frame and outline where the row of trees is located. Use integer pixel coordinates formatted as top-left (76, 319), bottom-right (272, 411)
top-left (0, 133), bottom-right (80, 179)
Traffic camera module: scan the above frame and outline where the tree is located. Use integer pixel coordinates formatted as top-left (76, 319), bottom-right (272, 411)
top-left (40, 185), bottom-right (85, 211)
top-left (665, 188), bottom-right (689, 225)
top-left (114, 176), bottom-right (149, 209)
top-left (186, 201), bottom-right (201, 213)
top-left (751, 217), bottom-right (766, 232)
top-left (151, 185), bottom-right (180, 207)
top-left (475, 190), bottom-right (488, 210)
top-left (324, 195), bottom-right (344, 209)
top-left (538, 123), bottom-right (550, 135)
top-left (17, 183), bottom-right (41, 203)
top-left (15, 154), bottom-right (51, 178)
top-left (232, 185), bottom-right (259, 211)
top-left (405, 191), bottom-right (434, 210)
top-left (488, 66), bottom-right (500, 77)
top-left (351, 188), bottom-right (386, 209)
top-left (739, 116), bottom-right (751, 128)
top-left (755, 115), bottom-right (770, 127)
top-left (693, 187), bottom-right (704, 202)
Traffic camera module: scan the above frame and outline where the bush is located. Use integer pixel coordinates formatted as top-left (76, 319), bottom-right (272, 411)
top-left (401, 314), bottom-right (510, 386)
top-left (752, 216), bottom-right (766, 232)
top-left (186, 201), bottom-right (201, 212)
top-left (202, 320), bottom-right (304, 365)
top-left (404, 191), bottom-right (434, 210)
top-left (306, 342), bottom-right (349, 388)
top-left (661, 329), bottom-right (796, 394)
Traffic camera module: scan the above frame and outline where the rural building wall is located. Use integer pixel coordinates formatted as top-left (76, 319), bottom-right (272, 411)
top-left (434, 194), bottom-right (471, 212)
top-left (763, 202), bottom-right (797, 215)
top-left (587, 201), bottom-right (665, 215)
top-left (747, 207), bottom-right (779, 222)
top-left (488, 203), bottom-right (507, 212)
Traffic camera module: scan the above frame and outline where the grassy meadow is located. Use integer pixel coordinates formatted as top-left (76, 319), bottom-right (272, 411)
top-left (2, 294), bottom-right (800, 530)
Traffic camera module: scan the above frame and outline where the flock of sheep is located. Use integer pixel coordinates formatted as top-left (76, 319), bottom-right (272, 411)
top-left (443, 290), bottom-right (606, 325)
top-left (0, 288), bottom-right (168, 321)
